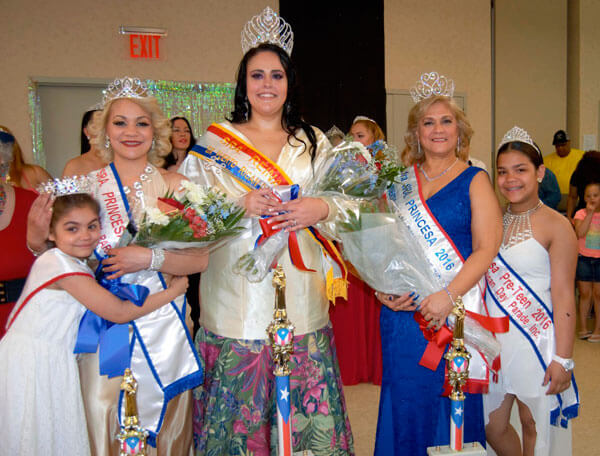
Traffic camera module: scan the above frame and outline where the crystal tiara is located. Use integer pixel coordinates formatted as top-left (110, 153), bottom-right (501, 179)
top-left (498, 126), bottom-right (541, 155)
top-left (241, 6), bottom-right (294, 56)
top-left (410, 72), bottom-right (455, 103)
top-left (353, 116), bottom-right (377, 124)
top-left (37, 176), bottom-right (94, 197)
top-left (102, 77), bottom-right (151, 107)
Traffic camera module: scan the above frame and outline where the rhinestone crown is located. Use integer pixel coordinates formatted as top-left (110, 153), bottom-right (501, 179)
top-left (241, 7), bottom-right (294, 56)
top-left (37, 176), bottom-right (94, 197)
top-left (498, 126), bottom-right (540, 154)
top-left (102, 77), bottom-right (151, 107)
top-left (410, 72), bottom-right (455, 103)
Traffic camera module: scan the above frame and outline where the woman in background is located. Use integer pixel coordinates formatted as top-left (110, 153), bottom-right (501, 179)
top-left (329, 115), bottom-right (386, 386)
top-left (164, 116), bottom-right (196, 172)
top-left (0, 125), bottom-right (51, 189)
top-left (62, 109), bottom-right (108, 177)
top-left (0, 130), bottom-right (36, 339)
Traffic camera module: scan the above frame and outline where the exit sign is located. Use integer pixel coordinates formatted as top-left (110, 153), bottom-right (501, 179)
top-left (129, 34), bottom-right (161, 59)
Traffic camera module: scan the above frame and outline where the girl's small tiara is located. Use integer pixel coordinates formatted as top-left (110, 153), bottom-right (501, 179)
top-left (37, 176), bottom-right (93, 196)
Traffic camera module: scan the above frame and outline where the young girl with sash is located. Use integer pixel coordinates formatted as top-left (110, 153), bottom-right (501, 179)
top-left (180, 8), bottom-right (354, 455)
top-left (373, 73), bottom-right (503, 455)
top-left (1, 189), bottom-right (188, 455)
top-left (485, 127), bottom-right (578, 456)
top-left (26, 77), bottom-right (209, 455)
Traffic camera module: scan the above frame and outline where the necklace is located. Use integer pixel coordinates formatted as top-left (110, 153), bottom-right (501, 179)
top-left (123, 164), bottom-right (154, 202)
top-left (419, 158), bottom-right (459, 182)
top-left (502, 199), bottom-right (544, 248)
top-left (0, 185), bottom-right (6, 216)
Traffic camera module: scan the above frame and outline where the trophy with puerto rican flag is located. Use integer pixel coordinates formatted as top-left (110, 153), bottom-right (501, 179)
top-left (117, 368), bottom-right (148, 455)
top-left (428, 297), bottom-right (486, 455)
top-left (267, 265), bottom-right (295, 456)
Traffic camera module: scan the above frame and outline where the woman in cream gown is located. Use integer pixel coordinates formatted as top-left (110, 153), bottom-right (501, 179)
top-left (180, 29), bottom-right (355, 456)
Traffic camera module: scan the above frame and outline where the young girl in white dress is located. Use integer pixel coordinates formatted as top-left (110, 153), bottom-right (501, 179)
top-left (0, 187), bottom-right (188, 456)
top-left (484, 127), bottom-right (579, 456)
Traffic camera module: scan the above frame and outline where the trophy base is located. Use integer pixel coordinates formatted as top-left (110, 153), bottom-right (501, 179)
top-left (427, 442), bottom-right (486, 455)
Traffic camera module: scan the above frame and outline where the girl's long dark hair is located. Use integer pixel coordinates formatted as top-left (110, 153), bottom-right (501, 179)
top-left (228, 43), bottom-right (317, 161)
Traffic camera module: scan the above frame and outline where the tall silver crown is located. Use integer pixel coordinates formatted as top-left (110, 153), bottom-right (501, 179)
top-left (102, 77), bottom-right (151, 107)
top-left (37, 176), bottom-right (94, 197)
top-left (410, 72), bottom-right (455, 103)
top-left (241, 6), bottom-right (294, 56)
top-left (498, 126), bottom-right (540, 154)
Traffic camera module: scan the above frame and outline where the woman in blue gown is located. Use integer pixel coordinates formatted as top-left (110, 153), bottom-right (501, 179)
top-left (373, 77), bottom-right (503, 454)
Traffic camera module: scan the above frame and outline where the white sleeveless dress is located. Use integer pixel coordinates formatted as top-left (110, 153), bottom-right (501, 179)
top-left (484, 238), bottom-right (573, 456)
top-left (0, 248), bottom-right (92, 455)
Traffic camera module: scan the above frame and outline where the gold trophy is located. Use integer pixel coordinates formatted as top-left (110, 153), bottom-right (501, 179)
top-left (267, 266), bottom-right (295, 376)
top-left (428, 297), bottom-right (485, 455)
top-left (267, 265), bottom-right (297, 456)
top-left (117, 368), bottom-right (148, 455)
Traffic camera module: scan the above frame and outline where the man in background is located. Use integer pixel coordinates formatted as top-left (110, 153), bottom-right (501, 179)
top-left (544, 129), bottom-right (584, 212)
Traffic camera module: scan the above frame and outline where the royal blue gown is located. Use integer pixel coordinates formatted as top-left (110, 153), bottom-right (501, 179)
top-left (374, 166), bottom-right (486, 455)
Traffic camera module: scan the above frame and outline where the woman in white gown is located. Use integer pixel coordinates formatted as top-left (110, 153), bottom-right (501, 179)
top-left (484, 127), bottom-right (579, 456)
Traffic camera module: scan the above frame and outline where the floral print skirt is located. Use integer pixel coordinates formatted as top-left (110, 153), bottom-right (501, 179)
top-left (192, 324), bottom-right (355, 456)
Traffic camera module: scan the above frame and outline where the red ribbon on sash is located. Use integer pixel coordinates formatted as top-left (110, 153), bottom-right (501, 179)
top-left (466, 309), bottom-right (509, 334)
top-left (414, 313), bottom-right (454, 370)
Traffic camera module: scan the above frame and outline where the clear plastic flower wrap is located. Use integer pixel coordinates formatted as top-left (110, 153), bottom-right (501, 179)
top-left (306, 139), bottom-right (403, 200)
top-left (233, 140), bottom-right (404, 282)
top-left (338, 204), bottom-right (501, 368)
top-left (233, 185), bottom-right (297, 283)
top-left (134, 180), bottom-right (245, 251)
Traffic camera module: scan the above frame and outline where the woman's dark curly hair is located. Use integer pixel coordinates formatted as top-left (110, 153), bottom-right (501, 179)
top-left (228, 43), bottom-right (317, 161)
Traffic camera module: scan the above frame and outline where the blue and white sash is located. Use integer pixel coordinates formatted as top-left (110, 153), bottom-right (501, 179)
top-left (78, 163), bottom-right (202, 446)
top-left (486, 254), bottom-right (579, 427)
top-left (388, 165), bottom-right (499, 391)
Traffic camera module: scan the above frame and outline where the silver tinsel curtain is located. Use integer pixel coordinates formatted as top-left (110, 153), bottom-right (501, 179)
top-left (28, 79), bottom-right (235, 166)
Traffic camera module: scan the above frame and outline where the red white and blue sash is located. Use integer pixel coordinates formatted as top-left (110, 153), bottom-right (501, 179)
top-left (77, 163), bottom-right (202, 446)
top-left (189, 123), bottom-right (347, 301)
top-left (387, 165), bottom-right (508, 393)
top-left (486, 254), bottom-right (579, 427)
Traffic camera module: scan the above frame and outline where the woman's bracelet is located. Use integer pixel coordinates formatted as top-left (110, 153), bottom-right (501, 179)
top-left (150, 248), bottom-right (166, 271)
top-left (444, 286), bottom-right (455, 305)
top-left (26, 241), bottom-right (45, 257)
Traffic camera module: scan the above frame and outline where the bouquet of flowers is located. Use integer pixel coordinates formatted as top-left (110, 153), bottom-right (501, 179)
top-left (307, 139), bottom-right (404, 200)
top-left (338, 204), bottom-right (501, 366)
top-left (134, 180), bottom-right (245, 250)
top-left (233, 141), bottom-right (404, 283)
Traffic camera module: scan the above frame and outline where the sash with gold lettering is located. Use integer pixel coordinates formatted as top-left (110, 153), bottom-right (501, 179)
top-left (188, 123), bottom-right (347, 301)
top-left (387, 165), bottom-right (508, 393)
top-left (486, 254), bottom-right (579, 427)
top-left (83, 163), bottom-right (202, 446)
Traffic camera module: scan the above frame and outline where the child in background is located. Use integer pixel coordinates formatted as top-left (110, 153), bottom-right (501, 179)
top-left (574, 181), bottom-right (600, 341)
top-left (0, 185), bottom-right (188, 455)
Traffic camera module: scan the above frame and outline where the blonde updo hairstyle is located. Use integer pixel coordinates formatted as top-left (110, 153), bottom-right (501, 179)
top-left (88, 96), bottom-right (171, 168)
top-left (352, 118), bottom-right (386, 143)
top-left (401, 95), bottom-right (473, 166)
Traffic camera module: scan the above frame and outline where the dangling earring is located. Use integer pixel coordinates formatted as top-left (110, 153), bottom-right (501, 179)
top-left (243, 96), bottom-right (250, 121)
top-left (417, 140), bottom-right (422, 157)
top-left (285, 101), bottom-right (292, 116)
top-left (457, 136), bottom-right (461, 153)
top-left (105, 135), bottom-right (111, 150)
top-left (151, 138), bottom-right (156, 151)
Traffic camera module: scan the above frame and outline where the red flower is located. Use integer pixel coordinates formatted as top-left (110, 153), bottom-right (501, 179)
top-left (158, 197), bottom-right (185, 211)
top-left (354, 154), bottom-right (368, 165)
